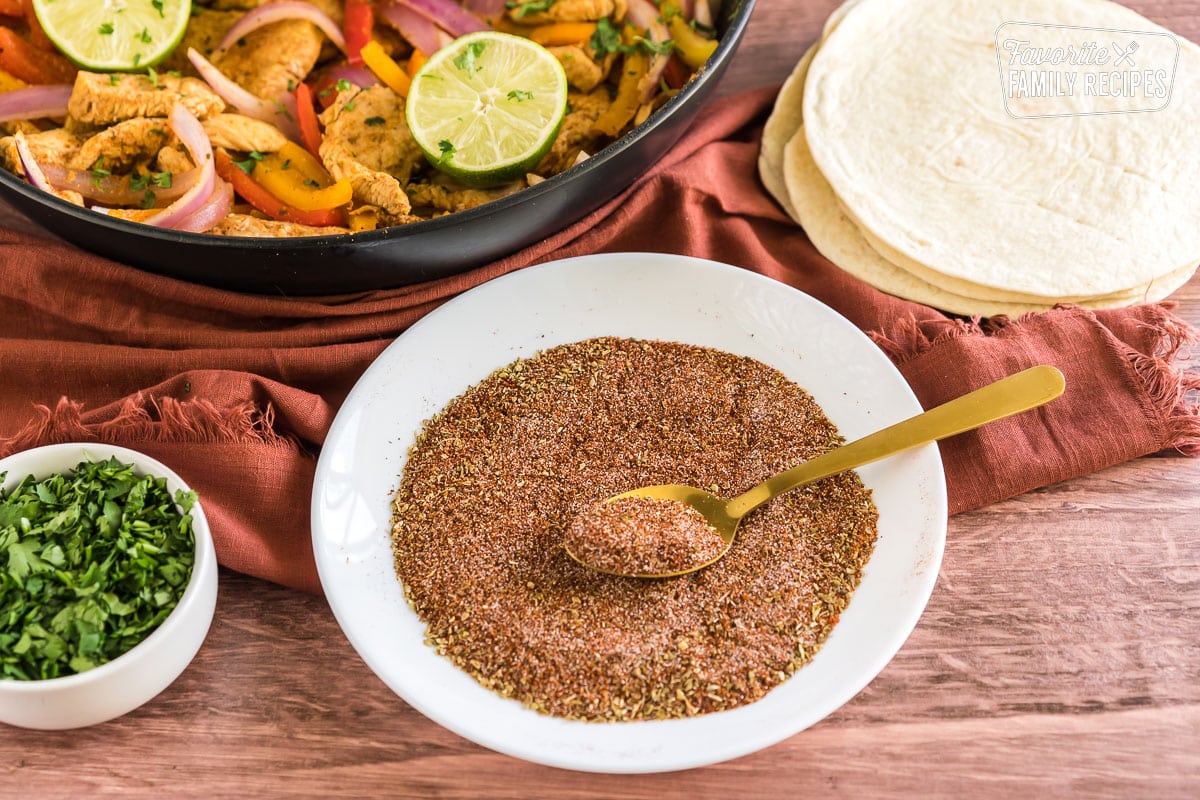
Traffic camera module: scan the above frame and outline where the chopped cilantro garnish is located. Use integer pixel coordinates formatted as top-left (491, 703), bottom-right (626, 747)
top-left (438, 140), bottom-right (455, 162)
top-left (139, 27), bottom-right (152, 44)
top-left (590, 17), bottom-right (623, 57)
top-left (453, 40), bottom-right (488, 74)
top-left (152, 0), bottom-right (165, 17)
top-left (507, 90), bottom-right (533, 101)
top-left (98, 22), bottom-right (114, 35)
top-left (505, 0), bottom-right (556, 18)
top-left (0, 458), bottom-right (197, 680)
top-left (141, 189), bottom-right (157, 210)
top-left (233, 151), bottom-right (264, 174)
top-left (637, 36), bottom-right (676, 56)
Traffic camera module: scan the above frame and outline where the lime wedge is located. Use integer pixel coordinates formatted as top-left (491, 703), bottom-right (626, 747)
top-left (32, 0), bottom-right (191, 71)
top-left (406, 31), bottom-right (568, 188)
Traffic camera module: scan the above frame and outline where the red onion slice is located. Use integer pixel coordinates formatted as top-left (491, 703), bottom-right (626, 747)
top-left (462, 0), bottom-right (506, 22)
top-left (320, 64), bottom-right (381, 89)
top-left (389, 0), bottom-right (487, 38)
top-left (0, 83), bottom-right (71, 122)
top-left (378, 2), bottom-right (454, 55)
top-left (625, 0), bottom-right (672, 102)
top-left (12, 132), bottom-right (55, 192)
top-left (215, 0), bottom-right (347, 56)
top-left (175, 177), bottom-right (233, 232)
top-left (187, 47), bottom-right (302, 141)
top-left (142, 104), bottom-right (216, 229)
top-left (40, 163), bottom-right (201, 205)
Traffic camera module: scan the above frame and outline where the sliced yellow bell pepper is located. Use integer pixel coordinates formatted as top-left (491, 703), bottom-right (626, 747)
top-left (0, 67), bottom-right (27, 93)
top-left (666, 16), bottom-right (718, 69)
top-left (253, 142), bottom-right (353, 212)
top-left (361, 39), bottom-right (411, 98)
top-left (529, 22), bottom-right (597, 47)
top-left (592, 48), bottom-right (649, 137)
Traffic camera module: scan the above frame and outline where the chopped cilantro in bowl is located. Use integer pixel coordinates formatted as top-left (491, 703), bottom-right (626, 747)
top-left (0, 456), bottom-right (197, 680)
top-left (0, 443), bottom-right (217, 729)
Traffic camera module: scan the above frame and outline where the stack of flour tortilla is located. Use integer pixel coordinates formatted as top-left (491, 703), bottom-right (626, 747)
top-left (759, 0), bottom-right (1200, 316)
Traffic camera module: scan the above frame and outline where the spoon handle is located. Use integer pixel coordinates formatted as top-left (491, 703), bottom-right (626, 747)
top-left (725, 365), bottom-right (1066, 520)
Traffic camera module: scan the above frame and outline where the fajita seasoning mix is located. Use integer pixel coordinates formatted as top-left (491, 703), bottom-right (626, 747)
top-left (563, 495), bottom-right (728, 577)
top-left (389, 337), bottom-right (878, 721)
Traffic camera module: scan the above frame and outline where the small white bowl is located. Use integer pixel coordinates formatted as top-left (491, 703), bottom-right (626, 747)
top-left (0, 442), bottom-right (218, 729)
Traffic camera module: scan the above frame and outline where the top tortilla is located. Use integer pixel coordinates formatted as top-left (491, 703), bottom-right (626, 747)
top-left (802, 0), bottom-right (1200, 299)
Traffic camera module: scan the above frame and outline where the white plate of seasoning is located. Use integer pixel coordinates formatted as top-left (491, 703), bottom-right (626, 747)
top-left (311, 252), bottom-right (947, 773)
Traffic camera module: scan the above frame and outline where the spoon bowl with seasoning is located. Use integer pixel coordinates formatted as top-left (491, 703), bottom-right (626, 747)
top-left (563, 364), bottom-right (1065, 578)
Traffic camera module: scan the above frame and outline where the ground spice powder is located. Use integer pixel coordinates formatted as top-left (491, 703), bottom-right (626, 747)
top-left (563, 495), bottom-right (728, 576)
top-left (390, 337), bottom-right (878, 721)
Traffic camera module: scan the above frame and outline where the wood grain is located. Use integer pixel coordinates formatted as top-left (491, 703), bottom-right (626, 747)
top-left (3, 0), bottom-right (1200, 796)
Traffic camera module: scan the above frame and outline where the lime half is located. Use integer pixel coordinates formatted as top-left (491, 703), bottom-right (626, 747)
top-left (32, 0), bottom-right (191, 71)
top-left (406, 31), bottom-right (568, 188)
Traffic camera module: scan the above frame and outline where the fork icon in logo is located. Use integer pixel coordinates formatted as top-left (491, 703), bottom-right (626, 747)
top-left (1112, 40), bottom-right (1139, 67)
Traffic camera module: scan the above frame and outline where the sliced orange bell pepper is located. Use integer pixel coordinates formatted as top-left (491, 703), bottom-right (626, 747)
top-left (20, 0), bottom-right (53, 51)
top-left (214, 149), bottom-right (349, 227)
top-left (529, 22), bottom-right (596, 47)
top-left (406, 48), bottom-right (426, 79)
top-left (0, 26), bottom-right (76, 84)
top-left (360, 39), bottom-right (410, 97)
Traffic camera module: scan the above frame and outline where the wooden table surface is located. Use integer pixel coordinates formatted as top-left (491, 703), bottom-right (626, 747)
top-left (3, 1), bottom-right (1199, 796)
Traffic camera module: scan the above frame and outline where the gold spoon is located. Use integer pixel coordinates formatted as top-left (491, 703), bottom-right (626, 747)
top-left (565, 365), bottom-right (1065, 578)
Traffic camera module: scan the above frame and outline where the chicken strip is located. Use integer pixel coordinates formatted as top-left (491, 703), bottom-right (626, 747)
top-left (548, 45), bottom-right (606, 92)
top-left (202, 113), bottom-right (289, 153)
top-left (67, 118), bottom-right (173, 172)
top-left (161, 7), bottom-right (242, 72)
top-left (534, 89), bottom-right (610, 175)
top-left (510, 0), bottom-right (624, 24)
top-left (210, 212), bottom-right (349, 237)
top-left (319, 86), bottom-right (425, 220)
top-left (0, 127), bottom-right (84, 173)
top-left (406, 180), bottom-right (527, 214)
top-left (69, 72), bottom-right (225, 126)
top-left (213, 19), bottom-right (325, 101)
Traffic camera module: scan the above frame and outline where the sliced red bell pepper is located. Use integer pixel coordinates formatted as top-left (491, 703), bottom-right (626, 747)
top-left (294, 81), bottom-right (323, 159)
top-left (662, 53), bottom-right (690, 90)
top-left (0, 26), bottom-right (75, 84)
top-left (215, 149), bottom-right (348, 228)
top-left (344, 0), bottom-right (374, 67)
top-left (21, 0), bottom-right (53, 51)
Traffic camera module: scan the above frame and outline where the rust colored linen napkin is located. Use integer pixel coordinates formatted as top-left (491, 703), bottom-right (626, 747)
top-left (2, 87), bottom-right (1198, 594)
